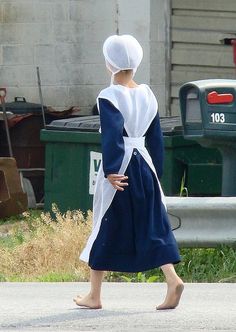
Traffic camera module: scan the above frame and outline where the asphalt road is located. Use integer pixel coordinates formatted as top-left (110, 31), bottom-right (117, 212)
top-left (0, 282), bottom-right (235, 331)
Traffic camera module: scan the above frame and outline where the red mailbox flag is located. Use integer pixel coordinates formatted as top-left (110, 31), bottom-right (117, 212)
top-left (207, 91), bottom-right (234, 104)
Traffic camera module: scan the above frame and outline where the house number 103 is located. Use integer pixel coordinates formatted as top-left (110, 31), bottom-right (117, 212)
top-left (210, 113), bottom-right (225, 123)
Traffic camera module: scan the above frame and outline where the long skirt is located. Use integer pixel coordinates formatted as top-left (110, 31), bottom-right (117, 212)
top-left (88, 149), bottom-right (181, 272)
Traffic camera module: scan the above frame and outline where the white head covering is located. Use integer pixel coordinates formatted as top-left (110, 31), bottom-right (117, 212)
top-left (103, 35), bottom-right (143, 83)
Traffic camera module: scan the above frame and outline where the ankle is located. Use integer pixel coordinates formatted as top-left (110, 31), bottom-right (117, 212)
top-left (165, 275), bottom-right (182, 285)
top-left (89, 291), bottom-right (101, 301)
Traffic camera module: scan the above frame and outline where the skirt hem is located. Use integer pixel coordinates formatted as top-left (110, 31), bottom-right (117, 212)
top-left (88, 243), bottom-right (181, 273)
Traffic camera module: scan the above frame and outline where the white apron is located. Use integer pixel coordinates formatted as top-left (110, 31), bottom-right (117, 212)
top-left (80, 84), bottom-right (166, 263)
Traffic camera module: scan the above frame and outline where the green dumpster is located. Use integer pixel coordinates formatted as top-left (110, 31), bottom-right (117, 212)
top-left (163, 134), bottom-right (222, 196)
top-left (41, 116), bottom-right (222, 213)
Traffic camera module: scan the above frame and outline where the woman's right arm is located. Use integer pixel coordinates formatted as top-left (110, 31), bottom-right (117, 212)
top-left (98, 98), bottom-right (128, 190)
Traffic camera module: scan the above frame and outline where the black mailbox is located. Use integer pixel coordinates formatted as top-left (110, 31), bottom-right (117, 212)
top-left (179, 79), bottom-right (236, 196)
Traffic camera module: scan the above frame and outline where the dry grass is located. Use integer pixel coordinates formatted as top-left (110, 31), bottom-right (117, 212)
top-left (1, 207), bottom-right (235, 283)
top-left (0, 205), bottom-right (92, 281)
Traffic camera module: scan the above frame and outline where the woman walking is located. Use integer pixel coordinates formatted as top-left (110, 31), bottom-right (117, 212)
top-left (76, 35), bottom-right (184, 310)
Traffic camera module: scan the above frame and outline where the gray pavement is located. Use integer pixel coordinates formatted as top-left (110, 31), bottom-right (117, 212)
top-left (0, 282), bottom-right (235, 331)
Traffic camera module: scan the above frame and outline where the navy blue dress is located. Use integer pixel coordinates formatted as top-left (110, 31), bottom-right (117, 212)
top-left (88, 99), bottom-right (181, 272)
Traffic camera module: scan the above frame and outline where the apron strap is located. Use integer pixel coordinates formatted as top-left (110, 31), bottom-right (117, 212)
top-left (123, 136), bottom-right (145, 149)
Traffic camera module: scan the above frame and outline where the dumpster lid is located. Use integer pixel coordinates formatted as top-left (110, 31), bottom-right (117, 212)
top-left (0, 97), bottom-right (46, 114)
top-left (160, 116), bottom-right (183, 136)
top-left (46, 115), bottom-right (182, 135)
top-left (46, 115), bottom-right (100, 132)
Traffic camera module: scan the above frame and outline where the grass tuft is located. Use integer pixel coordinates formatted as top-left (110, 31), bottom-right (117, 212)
top-left (0, 205), bottom-right (91, 281)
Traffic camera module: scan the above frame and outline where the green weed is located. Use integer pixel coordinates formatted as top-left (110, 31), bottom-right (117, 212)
top-left (107, 245), bottom-right (236, 283)
top-left (119, 272), bottom-right (159, 283)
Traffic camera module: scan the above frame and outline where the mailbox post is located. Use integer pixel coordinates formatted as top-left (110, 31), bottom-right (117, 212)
top-left (179, 79), bottom-right (236, 196)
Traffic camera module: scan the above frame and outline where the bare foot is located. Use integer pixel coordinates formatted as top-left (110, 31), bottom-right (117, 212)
top-left (73, 294), bottom-right (102, 309)
top-left (156, 279), bottom-right (184, 310)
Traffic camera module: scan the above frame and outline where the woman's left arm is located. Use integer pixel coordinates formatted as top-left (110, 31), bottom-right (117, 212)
top-left (145, 112), bottom-right (164, 179)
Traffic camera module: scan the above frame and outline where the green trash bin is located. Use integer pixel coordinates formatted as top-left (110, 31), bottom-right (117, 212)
top-left (162, 134), bottom-right (222, 196)
top-left (158, 117), bottom-right (222, 196)
top-left (41, 116), bottom-right (222, 213)
top-left (41, 116), bottom-right (101, 213)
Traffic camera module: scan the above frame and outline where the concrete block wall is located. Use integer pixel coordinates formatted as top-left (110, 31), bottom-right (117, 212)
top-left (150, 0), bottom-right (171, 116)
top-left (0, 0), bottom-right (168, 115)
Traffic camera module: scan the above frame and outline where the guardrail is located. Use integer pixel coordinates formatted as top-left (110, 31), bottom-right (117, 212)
top-left (166, 197), bottom-right (236, 247)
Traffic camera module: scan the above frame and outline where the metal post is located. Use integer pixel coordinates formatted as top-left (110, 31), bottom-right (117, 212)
top-left (219, 146), bottom-right (236, 196)
top-left (0, 88), bottom-right (13, 158)
top-left (36, 67), bottom-right (46, 128)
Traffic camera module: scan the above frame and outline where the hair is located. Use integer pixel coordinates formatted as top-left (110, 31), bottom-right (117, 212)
top-left (121, 69), bottom-right (133, 74)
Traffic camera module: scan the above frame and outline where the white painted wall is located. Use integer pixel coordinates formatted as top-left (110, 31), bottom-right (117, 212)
top-left (0, 0), bottom-right (169, 115)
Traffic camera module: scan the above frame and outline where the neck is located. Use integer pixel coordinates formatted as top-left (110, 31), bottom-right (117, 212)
top-left (113, 71), bottom-right (138, 88)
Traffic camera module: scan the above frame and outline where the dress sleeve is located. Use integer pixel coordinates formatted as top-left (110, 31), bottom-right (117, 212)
top-left (98, 98), bottom-right (125, 177)
top-left (145, 113), bottom-right (164, 179)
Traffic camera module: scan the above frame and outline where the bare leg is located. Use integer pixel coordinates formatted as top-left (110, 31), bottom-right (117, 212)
top-left (73, 269), bottom-right (104, 309)
top-left (156, 264), bottom-right (184, 310)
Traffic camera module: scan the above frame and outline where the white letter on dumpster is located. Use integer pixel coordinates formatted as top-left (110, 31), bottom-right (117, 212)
top-left (89, 151), bottom-right (102, 195)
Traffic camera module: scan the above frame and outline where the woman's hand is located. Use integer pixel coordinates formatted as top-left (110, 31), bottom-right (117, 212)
top-left (107, 174), bottom-right (129, 191)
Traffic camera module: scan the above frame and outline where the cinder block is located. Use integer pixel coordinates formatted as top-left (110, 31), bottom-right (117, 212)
top-left (150, 84), bottom-right (167, 116)
top-left (0, 46), bottom-right (2, 65)
top-left (118, 20), bottom-right (150, 42)
top-left (69, 0), bottom-right (116, 21)
top-left (6, 85), bottom-right (71, 111)
top-left (150, 0), bottom-right (170, 43)
top-left (68, 85), bottom-right (101, 107)
top-left (34, 45), bottom-right (55, 65)
top-left (1, 23), bottom-right (20, 44)
top-left (54, 44), bottom-right (71, 64)
top-left (149, 23), bottom-right (159, 42)
top-left (52, 2), bottom-right (69, 21)
top-left (3, 2), bottom-right (51, 23)
top-left (57, 63), bottom-right (109, 86)
top-left (0, 0), bottom-right (167, 118)
top-left (140, 42), bottom-right (150, 64)
top-left (37, 65), bottom-right (58, 86)
top-left (3, 45), bottom-right (34, 65)
top-left (5, 87), bottom-right (39, 104)
top-left (26, 23), bottom-right (53, 44)
top-left (149, 85), bottom-right (158, 99)
top-left (150, 64), bottom-right (166, 85)
top-left (3, 2), bottom-right (34, 23)
top-left (73, 21), bottom-right (117, 42)
top-left (40, 86), bottom-right (70, 108)
top-left (84, 42), bottom-right (104, 62)
top-left (157, 22), bottom-right (168, 43)
top-left (5, 86), bottom-right (70, 111)
top-left (135, 62), bottom-right (150, 84)
top-left (53, 23), bottom-right (75, 43)
top-left (150, 0), bottom-right (165, 27)
top-left (54, 21), bottom-right (116, 43)
top-left (0, 23), bottom-right (53, 44)
top-left (150, 42), bottom-right (166, 64)
top-left (0, 65), bottom-right (38, 87)
top-left (55, 42), bottom-right (104, 65)
top-left (55, 64), bottom-right (71, 85)
top-left (118, 0), bottom-right (150, 21)
top-left (33, 2), bottom-right (52, 22)
top-left (0, 66), bottom-right (19, 87)
top-left (17, 65), bottom-right (37, 86)
top-left (67, 64), bottom-right (108, 85)
top-left (0, 4), bottom-right (3, 23)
